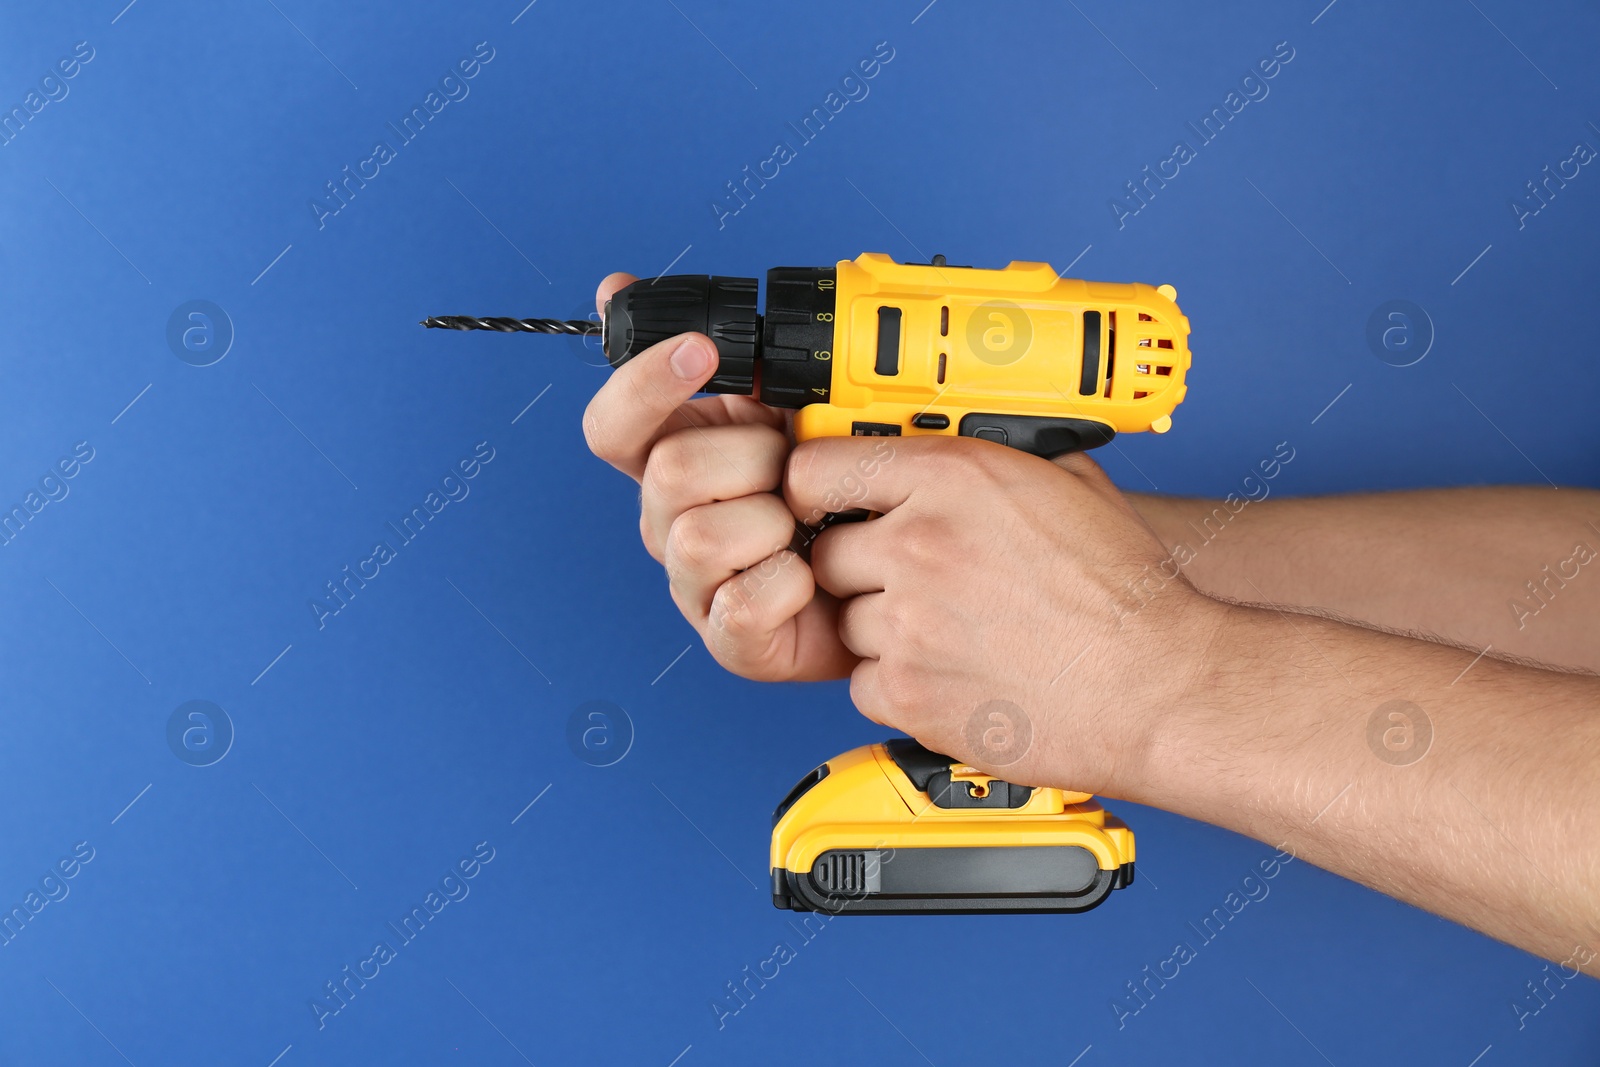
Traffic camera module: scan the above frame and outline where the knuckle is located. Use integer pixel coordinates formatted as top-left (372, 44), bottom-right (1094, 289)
top-left (951, 440), bottom-right (1011, 485)
top-left (644, 433), bottom-right (700, 499)
top-left (878, 596), bottom-right (911, 635)
top-left (807, 540), bottom-right (839, 591)
top-left (836, 595), bottom-right (862, 635)
top-left (701, 613), bottom-right (746, 666)
top-left (896, 517), bottom-right (948, 570)
top-left (666, 507), bottom-right (721, 569)
top-left (672, 581), bottom-right (720, 640)
top-left (845, 594), bottom-right (894, 638)
top-left (581, 404), bottom-right (615, 461)
top-left (747, 425), bottom-right (790, 488)
top-left (710, 571), bottom-right (764, 635)
top-left (711, 551), bottom-right (798, 638)
top-left (848, 673), bottom-right (887, 725)
top-left (704, 599), bottom-right (779, 680)
top-left (873, 658), bottom-right (924, 714)
top-left (705, 636), bottom-right (782, 683)
top-left (750, 495), bottom-right (799, 549)
top-left (785, 443), bottom-right (821, 496)
top-left (638, 509), bottom-right (665, 562)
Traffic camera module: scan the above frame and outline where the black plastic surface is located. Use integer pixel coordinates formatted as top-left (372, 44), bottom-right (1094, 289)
top-left (759, 266), bottom-right (836, 408)
top-left (603, 274), bottom-right (759, 395)
top-left (957, 413), bottom-right (1116, 458)
top-left (875, 306), bottom-right (902, 376)
top-left (925, 772), bottom-right (1033, 809)
top-left (1080, 310), bottom-right (1102, 395)
top-left (775, 849), bottom-right (1128, 914)
top-left (772, 763), bottom-right (829, 827)
top-left (851, 421), bottom-right (901, 437)
top-left (1113, 862), bottom-right (1136, 890)
top-left (883, 737), bottom-right (1031, 809)
top-left (882, 738), bottom-right (956, 792)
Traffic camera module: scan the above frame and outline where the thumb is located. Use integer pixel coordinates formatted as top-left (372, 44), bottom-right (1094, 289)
top-left (1051, 449), bottom-right (1108, 482)
top-left (1051, 449), bottom-right (1135, 507)
top-left (581, 331), bottom-right (719, 480)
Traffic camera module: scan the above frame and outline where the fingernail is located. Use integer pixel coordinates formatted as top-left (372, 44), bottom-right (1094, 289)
top-left (669, 337), bottom-right (713, 381)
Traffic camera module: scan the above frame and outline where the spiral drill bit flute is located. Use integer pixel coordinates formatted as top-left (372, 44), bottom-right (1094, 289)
top-left (421, 317), bottom-right (599, 335)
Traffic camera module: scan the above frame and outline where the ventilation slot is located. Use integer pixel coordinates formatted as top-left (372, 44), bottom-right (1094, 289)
top-left (1104, 311), bottom-right (1116, 398)
top-left (810, 851), bottom-right (882, 897)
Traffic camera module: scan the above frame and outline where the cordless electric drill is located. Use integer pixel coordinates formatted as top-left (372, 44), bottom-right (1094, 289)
top-left (425, 251), bottom-right (1192, 913)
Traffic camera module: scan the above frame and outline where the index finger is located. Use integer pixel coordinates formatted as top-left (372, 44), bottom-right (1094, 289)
top-left (784, 436), bottom-right (918, 523)
top-left (597, 272), bottom-right (635, 317)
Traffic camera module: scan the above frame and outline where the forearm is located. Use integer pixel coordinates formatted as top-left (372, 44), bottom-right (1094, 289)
top-left (1128, 600), bottom-right (1600, 973)
top-left (1128, 487), bottom-right (1600, 672)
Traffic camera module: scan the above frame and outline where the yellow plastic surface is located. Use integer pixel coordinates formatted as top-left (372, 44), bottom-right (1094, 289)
top-left (792, 252), bottom-right (1192, 445)
top-left (771, 743), bottom-right (1135, 876)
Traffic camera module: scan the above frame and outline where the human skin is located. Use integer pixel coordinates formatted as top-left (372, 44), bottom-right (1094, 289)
top-left (1129, 489), bottom-right (1600, 673)
top-left (582, 273), bottom-right (1600, 976)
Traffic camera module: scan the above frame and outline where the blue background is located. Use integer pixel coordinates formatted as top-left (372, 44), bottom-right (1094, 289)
top-left (2, 0), bottom-right (1597, 1063)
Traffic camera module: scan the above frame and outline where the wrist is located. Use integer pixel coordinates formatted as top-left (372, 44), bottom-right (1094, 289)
top-left (1116, 594), bottom-right (1275, 810)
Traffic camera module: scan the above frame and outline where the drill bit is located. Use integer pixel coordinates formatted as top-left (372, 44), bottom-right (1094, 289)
top-left (420, 316), bottom-right (600, 335)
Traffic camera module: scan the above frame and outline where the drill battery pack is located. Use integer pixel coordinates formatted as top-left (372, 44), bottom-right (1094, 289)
top-left (770, 739), bottom-right (1135, 915)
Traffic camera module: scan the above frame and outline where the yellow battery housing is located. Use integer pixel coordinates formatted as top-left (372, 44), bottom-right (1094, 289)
top-left (771, 739), bottom-right (1135, 914)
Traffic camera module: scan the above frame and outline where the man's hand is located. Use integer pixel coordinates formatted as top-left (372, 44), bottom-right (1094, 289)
top-left (787, 435), bottom-right (1600, 974)
top-left (582, 273), bottom-right (857, 682)
top-left (787, 434), bottom-right (1226, 796)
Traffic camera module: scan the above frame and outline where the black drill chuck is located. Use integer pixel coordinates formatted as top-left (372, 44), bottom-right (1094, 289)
top-left (602, 275), bottom-right (759, 395)
top-left (424, 266), bottom-right (838, 410)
